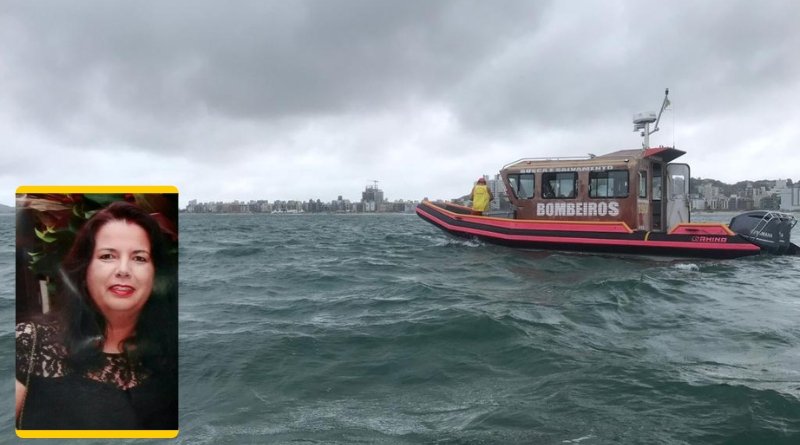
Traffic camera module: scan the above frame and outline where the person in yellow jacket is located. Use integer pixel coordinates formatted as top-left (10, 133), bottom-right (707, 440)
top-left (470, 177), bottom-right (494, 215)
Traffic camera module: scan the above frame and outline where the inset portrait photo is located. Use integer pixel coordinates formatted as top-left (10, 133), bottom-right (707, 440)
top-left (15, 187), bottom-right (179, 439)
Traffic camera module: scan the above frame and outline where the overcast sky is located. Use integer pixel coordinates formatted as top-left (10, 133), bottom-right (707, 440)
top-left (2, 0), bottom-right (798, 207)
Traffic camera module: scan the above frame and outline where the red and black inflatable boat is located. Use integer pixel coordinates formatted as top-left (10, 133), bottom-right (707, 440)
top-left (416, 200), bottom-right (796, 259)
top-left (417, 91), bottom-right (798, 259)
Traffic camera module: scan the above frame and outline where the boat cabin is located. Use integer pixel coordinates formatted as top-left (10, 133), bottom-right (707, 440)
top-left (500, 147), bottom-right (691, 232)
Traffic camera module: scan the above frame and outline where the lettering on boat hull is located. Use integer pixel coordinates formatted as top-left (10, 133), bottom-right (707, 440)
top-left (535, 201), bottom-right (620, 218)
top-left (691, 236), bottom-right (728, 243)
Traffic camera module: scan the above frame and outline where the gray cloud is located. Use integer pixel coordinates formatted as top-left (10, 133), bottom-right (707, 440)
top-left (1, 0), bottom-right (798, 204)
top-left (2, 1), bottom-right (553, 149)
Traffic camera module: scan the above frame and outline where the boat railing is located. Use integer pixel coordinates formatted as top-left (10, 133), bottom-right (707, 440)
top-left (750, 211), bottom-right (797, 239)
top-left (501, 156), bottom-right (591, 170)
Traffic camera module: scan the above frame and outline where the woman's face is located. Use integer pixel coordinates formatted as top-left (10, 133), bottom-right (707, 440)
top-left (86, 220), bottom-right (155, 320)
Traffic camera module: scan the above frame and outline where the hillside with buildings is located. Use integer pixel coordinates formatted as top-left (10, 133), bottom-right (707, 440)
top-left (691, 178), bottom-right (799, 211)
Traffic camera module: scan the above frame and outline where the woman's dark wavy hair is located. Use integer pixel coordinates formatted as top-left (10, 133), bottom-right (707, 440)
top-left (57, 201), bottom-right (177, 381)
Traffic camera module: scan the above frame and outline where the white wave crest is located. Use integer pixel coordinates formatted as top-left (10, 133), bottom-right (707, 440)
top-left (672, 263), bottom-right (700, 271)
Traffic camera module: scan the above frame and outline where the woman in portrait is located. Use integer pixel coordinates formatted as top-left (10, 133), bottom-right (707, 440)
top-left (15, 200), bottom-right (178, 430)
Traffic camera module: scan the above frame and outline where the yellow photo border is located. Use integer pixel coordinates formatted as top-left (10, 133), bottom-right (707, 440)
top-left (17, 430), bottom-right (179, 439)
top-left (15, 185), bottom-right (179, 439)
top-left (17, 185), bottom-right (178, 194)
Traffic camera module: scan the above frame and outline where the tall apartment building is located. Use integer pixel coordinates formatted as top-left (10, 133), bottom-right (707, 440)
top-left (361, 184), bottom-right (384, 212)
top-left (775, 180), bottom-right (800, 211)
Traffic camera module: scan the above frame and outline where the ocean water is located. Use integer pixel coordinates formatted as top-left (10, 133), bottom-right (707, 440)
top-left (1, 212), bottom-right (799, 444)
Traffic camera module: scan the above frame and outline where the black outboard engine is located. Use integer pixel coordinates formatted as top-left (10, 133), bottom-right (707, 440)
top-left (729, 211), bottom-right (798, 255)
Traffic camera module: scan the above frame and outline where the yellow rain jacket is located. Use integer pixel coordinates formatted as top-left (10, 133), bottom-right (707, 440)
top-left (471, 184), bottom-right (492, 212)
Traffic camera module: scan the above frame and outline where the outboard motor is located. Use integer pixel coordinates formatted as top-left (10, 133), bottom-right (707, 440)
top-left (729, 211), bottom-right (798, 255)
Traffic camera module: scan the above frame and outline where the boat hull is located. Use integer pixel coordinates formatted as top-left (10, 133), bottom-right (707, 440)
top-left (416, 200), bottom-right (762, 259)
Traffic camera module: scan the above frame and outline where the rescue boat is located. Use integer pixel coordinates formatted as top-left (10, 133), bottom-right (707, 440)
top-left (417, 90), bottom-right (798, 259)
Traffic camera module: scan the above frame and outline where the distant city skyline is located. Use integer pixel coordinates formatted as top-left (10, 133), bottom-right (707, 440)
top-left (184, 183), bottom-right (417, 214)
top-left (178, 175), bottom-right (800, 214)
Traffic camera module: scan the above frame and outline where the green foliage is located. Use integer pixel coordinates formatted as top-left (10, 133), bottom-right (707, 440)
top-left (18, 194), bottom-right (178, 284)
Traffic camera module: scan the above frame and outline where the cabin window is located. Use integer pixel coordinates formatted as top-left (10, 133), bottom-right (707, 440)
top-left (668, 164), bottom-right (689, 199)
top-left (507, 173), bottom-right (535, 199)
top-left (638, 171), bottom-right (647, 198)
top-left (589, 170), bottom-right (629, 198)
top-left (542, 172), bottom-right (577, 199)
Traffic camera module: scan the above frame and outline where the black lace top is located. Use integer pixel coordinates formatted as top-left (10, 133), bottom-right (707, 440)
top-left (16, 321), bottom-right (177, 430)
top-left (16, 321), bottom-right (151, 389)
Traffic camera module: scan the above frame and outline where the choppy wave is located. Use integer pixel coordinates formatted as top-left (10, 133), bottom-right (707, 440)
top-left (2, 212), bottom-right (799, 444)
top-left (178, 213), bottom-right (800, 444)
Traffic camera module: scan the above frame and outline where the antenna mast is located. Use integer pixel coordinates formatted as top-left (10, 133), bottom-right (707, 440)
top-left (633, 88), bottom-right (671, 149)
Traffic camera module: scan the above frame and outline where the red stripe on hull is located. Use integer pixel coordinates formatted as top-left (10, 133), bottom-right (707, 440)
top-left (449, 214), bottom-right (633, 233)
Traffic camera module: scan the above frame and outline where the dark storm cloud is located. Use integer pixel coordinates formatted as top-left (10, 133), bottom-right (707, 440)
top-left (6, 0), bottom-right (798, 147)
top-left (2, 0), bottom-right (550, 146)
